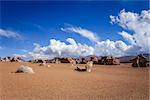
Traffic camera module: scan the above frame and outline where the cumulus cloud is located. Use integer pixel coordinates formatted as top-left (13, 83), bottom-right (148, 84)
top-left (110, 9), bottom-right (150, 52)
top-left (95, 39), bottom-right (130, 57)
top-left (94, 39), bottom-right (143, 57)
top-left (23, 38), bottom-right (94, 59)
top-left (61, 26), bottom-right (99, 42)
top-left (24, 38), bottom-right (141, 59)
top-left (0, 28), bottom-right (22, 39)
top-left (21, 38), bottom-right (140, 59)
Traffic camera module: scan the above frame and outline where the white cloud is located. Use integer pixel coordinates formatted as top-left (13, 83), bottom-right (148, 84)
top-left (94, 39), bottom-right (130, 57)
top-left (13, 54), bottom-right (27, 58)
top-left (23, 38), bottom-right (94, 59)
top-left (94, 39), bottom-right (144, 57)
top-left (110, 9), bottom-right (150, 52)
top-left (25, 38), bottom-right (142, 59)
top-left (66, 38), bottom-right (77, 46)
top-left (118, 31), bottom-right (136, 45)
top-left (61, 26), bottom-right (99, 42)
top-left (21, 38), bottom-right (139, 59)
top-left (0, 28), bottom-right (22, 39)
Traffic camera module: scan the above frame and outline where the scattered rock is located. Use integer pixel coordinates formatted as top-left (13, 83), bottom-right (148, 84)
top-left (15, 65), bottom-right (34, 74)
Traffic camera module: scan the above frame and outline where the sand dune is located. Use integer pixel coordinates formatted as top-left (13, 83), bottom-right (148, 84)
top-left (0, 62), bottom-right (149, 100)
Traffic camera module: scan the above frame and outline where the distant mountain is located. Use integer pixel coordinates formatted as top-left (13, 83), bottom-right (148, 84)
top-left (117, 56), bottom-right (136, 63)
top-left (118, 53), bottom-right (150, 63)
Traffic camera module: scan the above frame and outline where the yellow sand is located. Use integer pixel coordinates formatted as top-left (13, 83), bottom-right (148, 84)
top-left (0, 62), bottom-right (149, 100)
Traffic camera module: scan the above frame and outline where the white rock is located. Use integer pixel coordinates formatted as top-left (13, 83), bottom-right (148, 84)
top-left (16, 65), bottom-right (34, 74)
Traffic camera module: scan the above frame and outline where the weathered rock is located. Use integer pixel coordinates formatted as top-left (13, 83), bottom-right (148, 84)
top-left (15, 65), bottom-right (34, 74)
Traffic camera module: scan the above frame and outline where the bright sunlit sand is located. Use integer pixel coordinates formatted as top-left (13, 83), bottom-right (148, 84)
top-left (0, 62), bottom-right (149, 100)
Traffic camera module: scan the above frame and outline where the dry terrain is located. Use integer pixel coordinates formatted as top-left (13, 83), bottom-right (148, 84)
top-left (0, 62), bottom-right (149, 100)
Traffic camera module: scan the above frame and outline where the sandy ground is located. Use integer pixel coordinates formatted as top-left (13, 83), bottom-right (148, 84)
top-left (0, 62), bottom-right (149, 100)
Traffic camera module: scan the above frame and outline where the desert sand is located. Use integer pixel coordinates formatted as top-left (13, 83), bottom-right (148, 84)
top-left (0, 62), bottom-right (149, 100)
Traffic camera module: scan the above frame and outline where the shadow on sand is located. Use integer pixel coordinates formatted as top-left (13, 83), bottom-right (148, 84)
top-left (74, 66), bottom-right (86, 72)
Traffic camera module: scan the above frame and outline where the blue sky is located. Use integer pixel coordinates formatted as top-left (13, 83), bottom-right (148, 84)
top-left (0, 1), bottom-right (149, 58)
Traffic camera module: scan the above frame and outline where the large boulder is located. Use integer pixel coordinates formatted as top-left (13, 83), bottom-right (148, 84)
top-left (15, 65), bottom-right (34, 74)
top-left (130, 54), bottom-right (149, 67)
